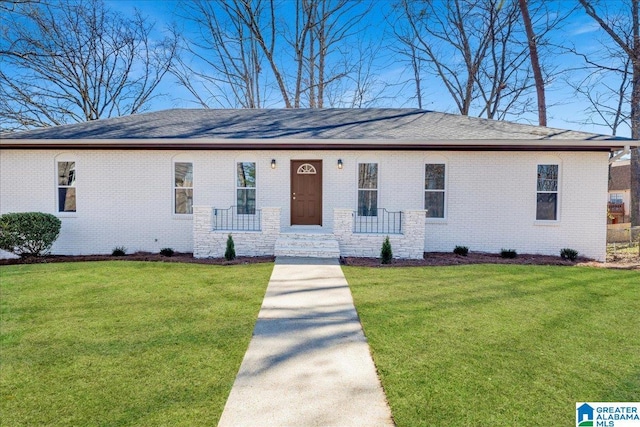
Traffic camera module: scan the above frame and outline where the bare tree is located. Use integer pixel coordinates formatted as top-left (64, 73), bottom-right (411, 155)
top-left (390, 14), bottom-right (426, 109)
top-left (397, 0), bottom-right (484, 116)
top-left (408, 39), bottom-right (425, 110)
top-left (290, 0), bottom-right (317, 108)
top-left (0, 0), bottom-right (39, 13)
top-left (567, 44), bottom-right (631, 137)
top-left (476, 0), bottom-right (534, 120)
top-left (174, 0), bottom-right (380, 109)
top-left (578, 0), bottom-right (639, 226)
top-left (518, 0), bottom-right (546, 126)
top-left (176, 0), bottom-right (292, 108)
top-left (174, 0), bottom-right (269, 108)
top-left (393, 0), bottom-right (567, 121)
top-left (395, 0), bottom-right (529, 118)
top-left (0, 0), bottom-right (177, 130)
top-left (324, 40), bottom-right (390, 108)
top-left (287, 0), bottom-right (373, 108)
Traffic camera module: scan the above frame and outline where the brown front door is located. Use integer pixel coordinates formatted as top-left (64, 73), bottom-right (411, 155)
top-left (291, 160), bottom-right (323, 225)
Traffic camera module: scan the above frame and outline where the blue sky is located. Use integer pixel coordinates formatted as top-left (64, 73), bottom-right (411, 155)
top-left (105, 0), bottom-right (632, 138)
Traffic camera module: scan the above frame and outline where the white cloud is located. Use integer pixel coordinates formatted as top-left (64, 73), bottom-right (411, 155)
top-left (571, 21), bottom-right (601, 36)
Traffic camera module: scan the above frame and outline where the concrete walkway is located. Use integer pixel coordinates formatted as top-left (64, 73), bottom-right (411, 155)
top-left (218, 257), bottom-right (394, 427)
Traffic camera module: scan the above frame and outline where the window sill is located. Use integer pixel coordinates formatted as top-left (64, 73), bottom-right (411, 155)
top-left (56, 212), bottom-right (77, 218)
top-left (534, 220), bottom-right (560, 226)
top-left (173, 214), bottom-right (193, 220)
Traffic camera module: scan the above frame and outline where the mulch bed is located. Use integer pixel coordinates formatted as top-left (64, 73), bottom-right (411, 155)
top-left (1, 251), bottom-right (638, 270)
top-left (342, 252), bottom-right (584, 267)
top-left (342, 252), bottom-right (639, 270)
top-left (0, 252), bottom-right (274, 266)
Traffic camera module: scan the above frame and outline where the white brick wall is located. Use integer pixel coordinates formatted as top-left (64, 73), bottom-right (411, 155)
top-left (1, 150), bottom-right (193, 255)
top-left (422, 151), bottom-right (609, 260)
top-left (0, 148), bottom-right (609, 260)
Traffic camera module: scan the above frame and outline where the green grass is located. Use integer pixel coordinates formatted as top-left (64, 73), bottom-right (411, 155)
top-left (1, 261), bottom-right (272, 426)
top-left (344, 265), bottom-right (640, 427)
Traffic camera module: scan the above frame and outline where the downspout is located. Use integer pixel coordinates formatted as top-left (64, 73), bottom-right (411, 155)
top-left (609, 145), bottom-right (631, 164)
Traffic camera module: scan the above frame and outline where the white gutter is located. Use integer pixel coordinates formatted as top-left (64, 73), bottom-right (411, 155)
top-left (609, 145), bottom-right (630, 164)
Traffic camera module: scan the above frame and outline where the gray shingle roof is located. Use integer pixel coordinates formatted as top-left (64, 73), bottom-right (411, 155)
top-left (609, 163), bottom-right (631, 191)
top-left (0, 108), bottom-right (626, 141)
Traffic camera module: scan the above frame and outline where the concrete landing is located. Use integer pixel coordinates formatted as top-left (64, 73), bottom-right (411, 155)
top-left (217, 257), bottom-right (394, 427)
top-left (274, 234), bottom-right (341, 258)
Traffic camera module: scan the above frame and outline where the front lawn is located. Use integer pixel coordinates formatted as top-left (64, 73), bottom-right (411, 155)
top-left (1, 261), bottom-right (272, 426)
top-left (344, 265), bottom-right (640, 427)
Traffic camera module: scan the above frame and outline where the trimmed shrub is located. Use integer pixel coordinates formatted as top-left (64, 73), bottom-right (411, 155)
top-left (501, 248), bottom-right (518, 259)
top-left (111, 246), bottom-right (126, 256)
top-left (453, 246), bottom-right (469, 256)
top-left (381, 236), bottom-right (393, 264)
top-left (225, 234), bottom-right (236, 261)
top-left (560, 248), bottom-right (579, 261)
top-left (160, 247), bottom-right (174, 257)
top-left (0, 212), bottom-right (61, 257)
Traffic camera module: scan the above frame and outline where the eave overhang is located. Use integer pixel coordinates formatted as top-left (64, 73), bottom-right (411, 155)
top-left (0, 138), bottom-right (635, 152)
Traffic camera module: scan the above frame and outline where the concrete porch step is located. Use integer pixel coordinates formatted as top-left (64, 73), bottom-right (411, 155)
top-left (275, 235), bottom-right (340, 258)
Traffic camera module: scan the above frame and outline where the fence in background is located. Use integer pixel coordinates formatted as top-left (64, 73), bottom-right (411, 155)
top-left (607, 224), bottom-right (640, 262)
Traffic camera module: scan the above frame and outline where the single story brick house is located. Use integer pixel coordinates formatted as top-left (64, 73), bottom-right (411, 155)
top-left (0, 109), bottom-right (634, 261)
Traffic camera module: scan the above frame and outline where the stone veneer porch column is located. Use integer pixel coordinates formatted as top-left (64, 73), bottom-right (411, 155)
top-left (193, 206), bottom-right (281, 258)
top-left (401, 210), bottom-right (427, 258)
top-left (332, 208), bottom-right (426, 259)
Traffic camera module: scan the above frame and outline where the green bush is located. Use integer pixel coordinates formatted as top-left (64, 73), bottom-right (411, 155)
top-left (225, 234), bottom-right (236, 261)
top-left (501, 248), bottom-right (518, 259)
top-left (560, 248), bottom-right (579, 261)
top-left (111, 246), bottom-right (126, 256)
top-left (381, 236), bottom-right (393, 264)
top-left (160, 247), bottom-right (174, 257)
top-left (0, 212), bottom-right (61, 257)
top-left (453, 246), bottom-right (469, 256)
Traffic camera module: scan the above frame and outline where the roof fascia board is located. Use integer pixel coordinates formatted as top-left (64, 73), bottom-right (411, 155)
top-left (0, 138), bottom-right (635, 152)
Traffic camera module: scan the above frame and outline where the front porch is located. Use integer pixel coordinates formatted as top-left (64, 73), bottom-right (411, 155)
top-left (193, 206), bottom-right (426, 259)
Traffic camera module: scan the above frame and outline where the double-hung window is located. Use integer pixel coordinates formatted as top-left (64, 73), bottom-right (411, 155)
top-left (425, 163), bottom-right (445, 218)
top-left (57, 161), bottom-right (76, 212)
top-left (609, 193), bottom-right (623, 204)
top-left (358, 163), bottom-right (378, 216)
top-left (237, 162), bottom-right (256, 214)
top-left (174, 162), bottom-right (193, 214)
top-left (536, 164), bottom-right (558, 221)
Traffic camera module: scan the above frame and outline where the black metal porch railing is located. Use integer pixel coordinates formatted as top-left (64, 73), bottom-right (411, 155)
top-left (212, 206), bottom-right (262, 231)
top-left (353, 208), bottom-right (403, 234)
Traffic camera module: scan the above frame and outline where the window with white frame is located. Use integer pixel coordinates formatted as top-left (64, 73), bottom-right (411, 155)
top-left (425, 163), bottom-right (445, 218)
top-left (536, 164), bottom-right (558, 220)
top-left (358, 163), bottom-right (378, 216)
top-left (609, 193), bottom-right (623, 204)
top-left (174, 162), bottom-right (193, 214)
top-left (237, 162), bottom-right (256, 214)
top-left (57, 161), bottom-right (76, 212)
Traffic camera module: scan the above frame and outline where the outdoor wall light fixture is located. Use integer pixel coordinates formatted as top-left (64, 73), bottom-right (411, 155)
top-left (337, 159), bottom-right (343, 169)
top-left (271, 159), bottom-right (276, 169)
